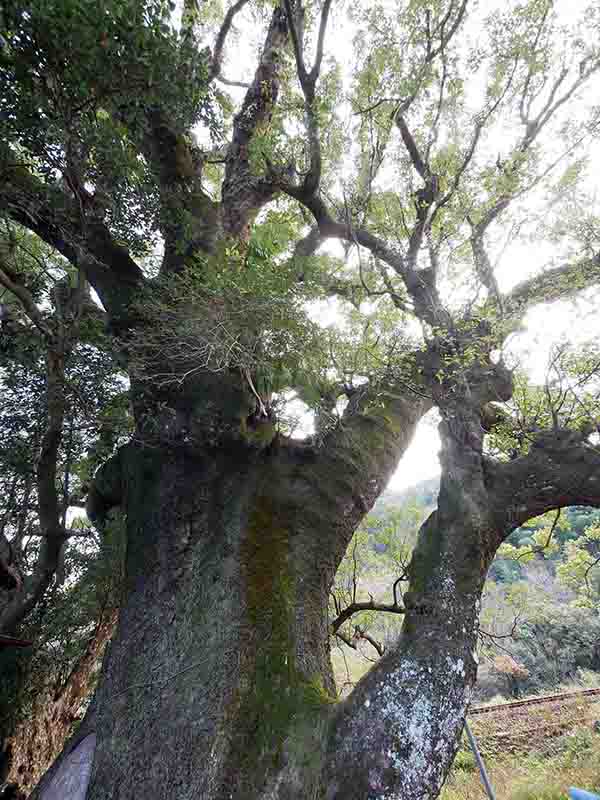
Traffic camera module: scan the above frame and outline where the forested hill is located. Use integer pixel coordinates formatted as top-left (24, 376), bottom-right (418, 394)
top-left (376, 476), bottom-right (440, 512)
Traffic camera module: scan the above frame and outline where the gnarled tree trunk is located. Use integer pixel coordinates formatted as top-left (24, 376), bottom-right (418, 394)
top-left (32, 382), bottom-right (430, 800)
top-left (30, 447), bottom-right (489, 799)
top-left (26, 354), bottom-right (600, 800)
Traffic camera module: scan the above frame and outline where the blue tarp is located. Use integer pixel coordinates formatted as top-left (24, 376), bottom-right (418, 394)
top-left (568, 789), bottom-right (600, 800)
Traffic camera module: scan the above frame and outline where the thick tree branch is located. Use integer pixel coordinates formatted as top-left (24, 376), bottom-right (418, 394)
top-left (487, 428), bottom-right (600, 541)
top-left (221, 6), bottom-right (289, 237)
top-left (293, 226), bottom-right (322, 261)
top-left (355, 627), bottom-right (385, 658)
top-left (216, 74), bottom-right (251, 89)
top-left (295, 382), bottom-right (431, 579)
top-left (312, 0), bottom-right (333, 85)
top-left (424, 51), bottom-right (449, 163)
top-left (281, 186), bottom-right (450, 325)
top-left (209, 0), bottom-right (252, 81)
top-left (86, 450), bottom-right (124, 530)
top-left (0, 530), bottom-right (23, 593)
top-left (0, 150), bottom-right (144, 317)
top-left (394, 113), bottom-right (443, 272)
top-left (114, 106), bottom-right (221, 273)
top-left (469, 224), bottom-right (502, 303)
top-left (0, 256), bottom-right (54, 340)
top-left (284, 0), bottom-right (333, 197)
top-left (396, 115), bottom-right (428, 181)
top-left (501, 250), bottom-right (600, 323)
top-left (284, 0), bottom-right (307, 83)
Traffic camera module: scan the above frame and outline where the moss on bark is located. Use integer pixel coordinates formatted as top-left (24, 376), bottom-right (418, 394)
top-left (223, 493), bottom-right (333, 795)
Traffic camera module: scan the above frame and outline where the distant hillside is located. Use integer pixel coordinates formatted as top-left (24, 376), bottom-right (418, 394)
top-left (376, 475), bottom-right (440, 512)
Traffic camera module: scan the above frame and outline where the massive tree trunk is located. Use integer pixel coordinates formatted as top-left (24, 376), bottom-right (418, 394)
top-left (31, 378), bottom-right (428, 800)
top-left (23, 361), bottom-right (521, 800)
top-left (29, 436), bottom-right (490, 800)
top-left (28, 344), bottom-right (600, 800)
top-left (90, 446), bottom-right (338, 799)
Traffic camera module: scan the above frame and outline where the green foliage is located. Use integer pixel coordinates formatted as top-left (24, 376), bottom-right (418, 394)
top-left (496, 507), bottom-right (600, 609)
top-left (557, 523), bottom-right (600, 608)
top-left (451, 747), bottom-right (476, 774)
top-left (562, 729), bottom-right (595, 765)
top-left (332, 474), bottom-right (600, 698)
top-left (486, 340), bottom-right (600, 462)
top-left (330, 499), bottom-right (427, 664)
top-left (0, 227), bottom-right (131, 745)
top-left (1, 0), bottom-right (220, 253)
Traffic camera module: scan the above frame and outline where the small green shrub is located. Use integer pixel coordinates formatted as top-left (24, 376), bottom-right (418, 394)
top-left (453, 748), bottom-right (477, 773)
top-left (563, 729), bottom-right (594, 764)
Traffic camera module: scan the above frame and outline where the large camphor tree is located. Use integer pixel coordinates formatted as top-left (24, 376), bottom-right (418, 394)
top-left (1, 0), bottom-right (600, 797)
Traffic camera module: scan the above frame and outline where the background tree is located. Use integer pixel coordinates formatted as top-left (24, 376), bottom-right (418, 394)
top-left (0, 227), bottom-right (128, 793)
top-left (1, 1), bottom-right (600, 798)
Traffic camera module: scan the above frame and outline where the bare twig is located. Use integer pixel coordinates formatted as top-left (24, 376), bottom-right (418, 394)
top-left (330, 597), bottom-right (405, 634)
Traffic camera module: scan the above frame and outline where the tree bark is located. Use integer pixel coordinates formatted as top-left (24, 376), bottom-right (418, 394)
top-left (31, 376), bottom-right (426, 800)
top-left (27, 372), bottom-right (505, 800)
top-left (3, 611), bottom-right (116, 797)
